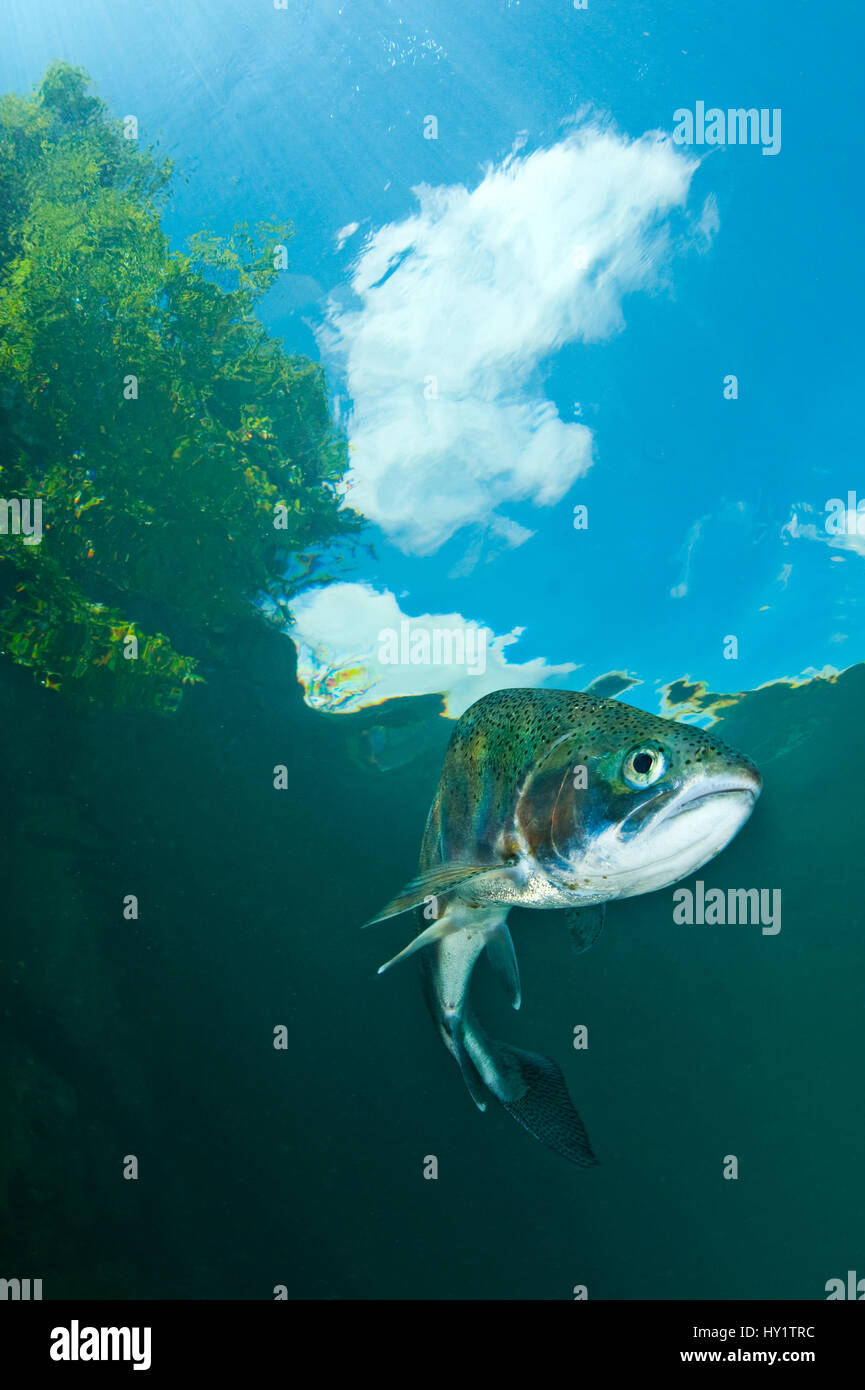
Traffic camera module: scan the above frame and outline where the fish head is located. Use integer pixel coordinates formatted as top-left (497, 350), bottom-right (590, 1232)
top-left (517, 696), bottom-right (762, 900)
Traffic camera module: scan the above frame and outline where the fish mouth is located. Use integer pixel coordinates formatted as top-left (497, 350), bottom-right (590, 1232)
top-left (618, 771), bottom-right (760, 840)
top-left (586, 773), bottom-right (761, 891)
top-left (667, 778), bottom-right (761, 820)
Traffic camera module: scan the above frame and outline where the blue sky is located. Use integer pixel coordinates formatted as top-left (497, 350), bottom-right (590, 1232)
top-left (4, 0), bottom-right (863, 717)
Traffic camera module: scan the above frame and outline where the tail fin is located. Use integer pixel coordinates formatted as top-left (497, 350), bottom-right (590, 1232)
top-left (500, 1048), bottom-right (598, 1167)
top-left (464, 1023), bottom-right (598, 1167)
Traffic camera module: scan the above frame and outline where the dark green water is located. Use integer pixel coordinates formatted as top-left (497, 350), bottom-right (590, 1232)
top-left (2, 627), bottom-right (862, 1299)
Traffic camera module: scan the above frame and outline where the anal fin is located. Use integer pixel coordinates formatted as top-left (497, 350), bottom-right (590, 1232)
top-left (452, 1034), bottom-right (489, 1112)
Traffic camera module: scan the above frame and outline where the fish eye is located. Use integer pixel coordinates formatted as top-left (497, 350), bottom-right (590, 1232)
top-left (623, 746), bottom-right (666, 789)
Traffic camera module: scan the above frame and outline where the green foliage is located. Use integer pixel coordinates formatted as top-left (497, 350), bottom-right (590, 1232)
top-left (0, 62), bottom-right (360, 711)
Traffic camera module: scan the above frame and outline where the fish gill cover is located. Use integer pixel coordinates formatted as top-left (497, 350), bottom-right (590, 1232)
top-left (0, 63), bottom-right (361, 712)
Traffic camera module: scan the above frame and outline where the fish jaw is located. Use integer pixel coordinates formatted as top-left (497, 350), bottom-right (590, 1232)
top-left (557, 764), bottom-right (762, 901)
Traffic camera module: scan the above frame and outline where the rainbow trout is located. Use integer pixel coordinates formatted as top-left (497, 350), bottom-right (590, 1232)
top-left (367, 688), bottom-right (762, 1166)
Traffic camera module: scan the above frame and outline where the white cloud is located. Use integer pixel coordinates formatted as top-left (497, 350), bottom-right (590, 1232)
top-left (319, 122), bottom-right (702, 554)
top-left (334, 221), bottom-right (360, 251)
top-left (287, 582), bottom-right (578, 717)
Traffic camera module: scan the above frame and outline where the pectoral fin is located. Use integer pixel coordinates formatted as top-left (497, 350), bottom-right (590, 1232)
top-left (364, 861), bottom-right (496, 925)
top-left (564, 903), bottom-right (605, 955)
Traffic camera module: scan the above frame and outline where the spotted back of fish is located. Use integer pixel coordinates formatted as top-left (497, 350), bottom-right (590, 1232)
top-left (420, 686), bottom-right (755, 871)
